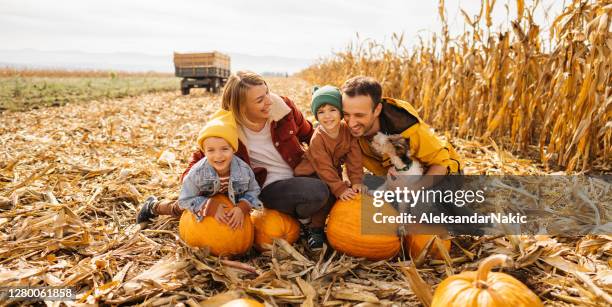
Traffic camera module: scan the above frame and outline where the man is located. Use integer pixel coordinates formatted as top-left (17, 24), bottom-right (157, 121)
top-left (341, 76), bottom-right (462, 188)
top-left (342, 76), bottom-right (484, 235)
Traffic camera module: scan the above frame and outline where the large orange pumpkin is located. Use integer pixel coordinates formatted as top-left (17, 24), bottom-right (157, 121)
top-left (326, 195), bottom-right (401, 260)
top-left (178, 195), bottom-right (254, 257)
top-left (431, 254), bottom-right (543, 307)
top-left (220, 298), bottom-right (264, 307)
top-left (251, 209), bottom-right (300, 251)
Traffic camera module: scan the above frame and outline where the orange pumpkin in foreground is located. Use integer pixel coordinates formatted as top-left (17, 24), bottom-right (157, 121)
top-left (326, 195), bottom-right (401, 260)
top-left (220, 298), bottom-right (264, 307)
top-left (178, 195), bottom-right (254, 257)
top-left (251, 208), bottom-right (300, 251)
top-left (431, 254), bottom-right (543, 307)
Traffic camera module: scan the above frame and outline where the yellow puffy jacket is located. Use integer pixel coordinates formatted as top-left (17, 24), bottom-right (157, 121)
top-left (359, 97), bottom-right (462, 176)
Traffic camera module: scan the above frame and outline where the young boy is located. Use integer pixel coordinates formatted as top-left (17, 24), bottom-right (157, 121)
top-left (137, 109), bottom-right (261, 229)
top-left (295, 85), bottom-right (364, 201)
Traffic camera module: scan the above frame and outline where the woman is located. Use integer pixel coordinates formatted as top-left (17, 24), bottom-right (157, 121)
top-left (140, 71), bottom-right (334, 249)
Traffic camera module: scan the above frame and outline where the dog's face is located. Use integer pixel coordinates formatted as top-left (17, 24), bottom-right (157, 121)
top-left (387, 134), bottom-right (410, 158)
top-left (371, 133), bottom-right (410, 158)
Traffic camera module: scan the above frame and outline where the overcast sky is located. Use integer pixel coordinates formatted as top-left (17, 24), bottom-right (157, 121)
top-left (1, 0), bottom-right (565, 60)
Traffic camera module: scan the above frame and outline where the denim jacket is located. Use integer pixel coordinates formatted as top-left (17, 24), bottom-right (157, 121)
top-left (178, 155), bottom-right (262, 221)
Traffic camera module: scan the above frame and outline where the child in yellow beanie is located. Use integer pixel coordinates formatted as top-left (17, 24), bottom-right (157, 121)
top-left (137, 109), bottom-right (261, 229)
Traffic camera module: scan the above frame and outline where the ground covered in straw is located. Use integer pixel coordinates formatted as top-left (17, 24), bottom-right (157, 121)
top-left (0, 77), bottom-right (610, 306)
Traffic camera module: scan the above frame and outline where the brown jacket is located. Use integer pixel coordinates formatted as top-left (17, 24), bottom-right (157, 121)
top-left (294, 122), bottom-right (363, 197)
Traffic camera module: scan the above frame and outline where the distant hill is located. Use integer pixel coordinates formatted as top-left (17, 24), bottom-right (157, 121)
top-left (0, 49), bottom-right (314, 75)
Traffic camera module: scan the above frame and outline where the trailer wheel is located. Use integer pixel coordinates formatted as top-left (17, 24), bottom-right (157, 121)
top-left (181, 87), bottom-right (190, 95)
top-left (212, 78), bottom-right (221, 93)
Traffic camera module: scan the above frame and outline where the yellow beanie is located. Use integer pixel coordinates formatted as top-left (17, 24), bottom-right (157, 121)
top-left (197, 109), bottom-right (239, 152)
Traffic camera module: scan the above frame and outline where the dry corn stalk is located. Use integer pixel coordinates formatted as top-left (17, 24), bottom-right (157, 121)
top-left (299, 0), bottom-right (611, 172)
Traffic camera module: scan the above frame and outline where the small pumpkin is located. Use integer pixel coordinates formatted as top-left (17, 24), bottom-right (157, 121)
top-left (406, 234), bottom-right (451, 260)
top-left (178, 195), bottom-right (254, 257)
top-left (326, 195), bottom-right (401, 260)
top-left (431, 254), bottom-right (543, 307)
top-left (220, 298), bottom-right (264, 307)
top-left (404, 224), bottom-right (452, 260)
top-left (251, 208), bottom-right (300, 251)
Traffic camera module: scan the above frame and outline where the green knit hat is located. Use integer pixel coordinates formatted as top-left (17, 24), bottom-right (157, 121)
top-left (311, 85), bottom-right (342, 119)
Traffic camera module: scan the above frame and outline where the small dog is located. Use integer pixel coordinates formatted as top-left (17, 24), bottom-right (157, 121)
top-left (370, 132), bottom-right (424, 237)
top-left (371, 132), bottom-right (424, 177)
top-left (370, 132), bottom-right (483, 236)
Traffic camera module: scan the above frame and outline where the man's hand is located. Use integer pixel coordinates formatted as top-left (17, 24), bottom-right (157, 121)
top-left (225, 207), bottom-right (245, 230)
top-left (385, 167), bottom-right (407, 191)
top-left (385, 164), bottom-right (448, 191)
top-left (425, 164), bottom-right (448, 176)
top-left (352, 183), bottom-right (364, 194)
top-left (387, 167), bottom-right (399, 180)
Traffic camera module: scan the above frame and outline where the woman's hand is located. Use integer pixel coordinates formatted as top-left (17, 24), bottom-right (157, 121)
top-left (352, 183), bottom-right (363, 194)
top-left (339, 188), bottom-right (357, 201)
top-left (225, 207), bottom-right (245, 230)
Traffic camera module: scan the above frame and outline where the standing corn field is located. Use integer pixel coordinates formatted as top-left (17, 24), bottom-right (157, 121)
top-left (299, 0), bottom-right (611, 172)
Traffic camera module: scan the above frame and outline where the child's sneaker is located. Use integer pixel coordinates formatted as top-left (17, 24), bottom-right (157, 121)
top-left (307, 227), bottom-right (325, 249)
top-left (298, 217), bottom-right (311, 238)
top-left (136, 196), bottom-right (158, 223)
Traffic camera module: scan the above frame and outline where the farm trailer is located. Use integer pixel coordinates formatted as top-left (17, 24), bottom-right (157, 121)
top-left (173, 51), bottom-right (230, 95)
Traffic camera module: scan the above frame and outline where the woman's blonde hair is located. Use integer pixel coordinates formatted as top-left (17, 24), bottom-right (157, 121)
top-left (221, 71), bottom-right (268, 126)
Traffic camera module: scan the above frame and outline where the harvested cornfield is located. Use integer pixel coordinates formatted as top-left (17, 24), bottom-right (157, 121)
top-left (0, 68), bottom-right (173, 78)
top-left (0, 73), bottom-right (179, 112)
top-left (1, 0), bottom-right (611, 305)
top-left (299, 0), bottom-right (611, 172)
top-left (0, 77), bottom-right (610, 306)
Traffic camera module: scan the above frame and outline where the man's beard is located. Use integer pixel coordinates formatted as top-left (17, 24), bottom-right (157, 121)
top-left (362, 121), bottom-right (377, 137)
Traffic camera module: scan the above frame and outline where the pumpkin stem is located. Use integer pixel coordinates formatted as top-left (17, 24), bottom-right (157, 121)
top-left (474, 254), bottom-right (511, 288)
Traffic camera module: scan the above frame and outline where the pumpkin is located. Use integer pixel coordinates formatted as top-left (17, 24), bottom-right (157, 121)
top-left (326, 195), bottom-right (401, 260)
top-left (251, 208), bottom-right (300, 251)
top-left (404, 224), bottom-right (451, 260)
top-left (178, 195), bottom-right (254, 257)
top-left (431, 254), bottom-right (543, 307)
top-left (406, 234), bottom-right (452, 260)
top-left (220, 298), bottom-right (264, 307)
